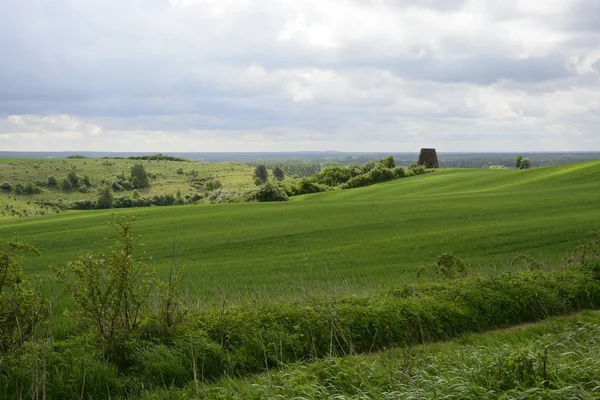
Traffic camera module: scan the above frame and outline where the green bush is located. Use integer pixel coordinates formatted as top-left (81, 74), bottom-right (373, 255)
top-left (0, 181), bottom-right (11, 191)
top-left (0, 241), bottom-right (46, 353)
top-left (205, 179), bottom-right (222, 191)
top-left (56, 216), bottom-right (153, 366)
top-left (47, 175), bottom-right (58, 187)
top-left (245, 182), bottom-right (289, 202)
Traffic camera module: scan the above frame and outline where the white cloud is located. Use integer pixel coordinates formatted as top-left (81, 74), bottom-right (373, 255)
top-left (0, 0), bottom-right (599, 151)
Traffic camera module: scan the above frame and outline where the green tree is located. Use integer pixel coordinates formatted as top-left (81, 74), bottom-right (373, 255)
top-left (130, 163), bottom-right (150, 188)
top-left (97, 186), bottom-right (114, 209)
top-left (519, 158), bottom-right (532, 169)
top-left (515, 155), bottom-right (523, 168)
top-left (379, 156), bottom-right (396, 169)
top-left (254, 164), bottom-right (268, 183)
top-left (272, 166), bottom-right (285, 181)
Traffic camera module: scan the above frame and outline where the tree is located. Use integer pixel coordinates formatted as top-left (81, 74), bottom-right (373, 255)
top-left (515, 155), bottom-right (523, 169)
top-left (254, 164), bottom-right (268, 183)
top-left (97, 186), bottom-right (114, 209)
top-left (130, 164), bottom-right (150, 189)
top-left (519, 157), bottom-right (532, 169)
top-left (379, 156), bottom-right (396, 169)
top-left (272, 166), bottom-right (285, 181)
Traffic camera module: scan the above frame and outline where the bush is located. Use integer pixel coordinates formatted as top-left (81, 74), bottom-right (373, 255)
top-left (55, 216), bottom-right (153, 366)
top-left (205, 179), bottom-right (222, 191)
top-left (23, 182), bottom-right (41, 194)
top-left (314, 166), bottom-right (352, 186)
top-left (14, 182), bottom-right (24, 194)
top-left (379, 156), bottom-right (396, 169)
top-left (0, 181), bottom-right (11, 192)
top-left (393, 167), bottom-right (408, 178)
top-left (47, 175), bottom-right (58, 187)
top-left (60, 177), bottom-right (74, 191)
top-left (97, 186), bottom-right (114, 209)
top-left (131, 164), bottom-right (150, 188)
top-left (245, 182), bottom-right (289, 202)
top-left (0, 241), bottom-right (45, 353)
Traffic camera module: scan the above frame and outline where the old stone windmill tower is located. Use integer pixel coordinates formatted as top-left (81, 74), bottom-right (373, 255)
top-left (417, 148), bottom-right (439, 168)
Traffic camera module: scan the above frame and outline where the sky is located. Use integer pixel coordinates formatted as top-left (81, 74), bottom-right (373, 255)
top-left (1, 0), bottom-right (599, 152)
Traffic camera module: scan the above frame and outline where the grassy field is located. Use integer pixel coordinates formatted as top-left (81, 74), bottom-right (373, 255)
top-left (148, 311), bottom-right (600, 399)
top-left (0, 157), bottom-right (255, 216)
top-left (2, 161), bottom-right (600, 303)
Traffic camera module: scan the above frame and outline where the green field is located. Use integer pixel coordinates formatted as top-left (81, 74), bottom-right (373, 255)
top-left (2, 160), bottom-right (600, 303)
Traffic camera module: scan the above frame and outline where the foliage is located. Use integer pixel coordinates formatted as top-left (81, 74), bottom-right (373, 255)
top-left (520, 157), bottom-right (532, 169)
top-left (204, 179), bottom-right (222, 191)
top-left (55, 216), bottom-right (153, 365)
top-left (245, 181), bottom-right (289, 202)
top-left (46, 175), bottom-right (58, 187)
top-left (0, 181), bottom-right (11, 192)
top-left (272, 166), bottom-right (285, 181)
top-left (0, 241), bottom-right (45, 353)
top-left (253, 164), bottom-right (268, 183)
top-left (379, 155), bottom-right (396, 169)
top-left (515, 155), bottom-right (524, 168)
top-left (418, 252), bottom-right (469, 279)
top-left (130, 164), bottom-right (150, 189)
top-left (128, 154), bottom-right (189, 162)
top-left (97, 186), bottom-right (114, 209)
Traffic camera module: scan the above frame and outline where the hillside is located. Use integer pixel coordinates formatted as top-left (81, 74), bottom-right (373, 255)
top-left (2, 161), bottom-right (600, 302)
top-left (0, 157), bottom-right (255, 217)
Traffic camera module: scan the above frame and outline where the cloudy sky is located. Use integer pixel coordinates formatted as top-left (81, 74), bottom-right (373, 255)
top-left (1, 0), bottom-right (599, 152)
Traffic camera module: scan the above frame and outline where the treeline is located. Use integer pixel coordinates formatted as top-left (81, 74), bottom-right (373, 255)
top-left (1, 221), bottom-right (600, 399)
top-left (103, 153), bottom-right (190, 162)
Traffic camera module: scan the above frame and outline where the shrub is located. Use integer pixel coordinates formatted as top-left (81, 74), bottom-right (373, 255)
top-left (14, 182), bottom-right (24, 194)
top-left (315, 166), bottom-right (352, 186)
top-left (60, 177), bottom-right (73, 191)
top-left (205, 179), bottom-right (222, 191)
top-left (0, 181), bottom-right (11, 191)
top-left (379, 156), bottom-right (396, 169)
top-left (245, 182), bottom-right (289, 202)
top-left (419, 252), bottom-right (469, 279)
top-left (23, 182), bottom-right (41, 194)
top-left (47, 175), bottom-right (58, 187)
top-left (393, 166), bottom-right (408, 178)
top-left (131, 164), bottom-right (150, 188)
top-left (0, 241), bottom-right (46, 353)
top-left (55, 216), bottom-right (153, 366)
top-left (519, 158), bottom-right (532, 169)
top-left (97, 186), bottom-right (114, 209)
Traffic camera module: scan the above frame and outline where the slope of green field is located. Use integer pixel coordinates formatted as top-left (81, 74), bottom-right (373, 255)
top-left (2, 161), bottom-right (600, 302)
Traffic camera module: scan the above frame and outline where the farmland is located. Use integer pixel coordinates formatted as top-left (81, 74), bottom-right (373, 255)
top-left (2, 158), bottom-right (600, 399)
top-left (2, 161), bottom-right (600, 301)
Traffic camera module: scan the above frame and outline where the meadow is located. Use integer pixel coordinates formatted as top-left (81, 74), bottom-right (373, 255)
top-left (2, 160), bottom-right (600, 302)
